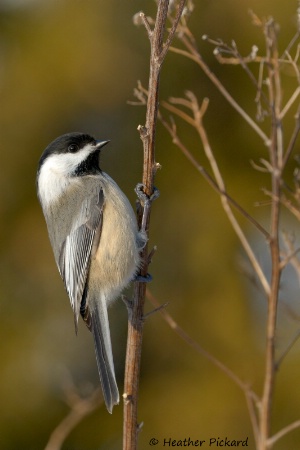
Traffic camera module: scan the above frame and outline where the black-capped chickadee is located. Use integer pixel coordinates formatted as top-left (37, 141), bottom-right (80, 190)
top-left (37, 132), bottom-right (147, 413)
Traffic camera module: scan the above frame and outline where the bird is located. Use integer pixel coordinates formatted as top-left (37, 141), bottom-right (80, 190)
top-left (37, 132), bottom-right (147, 413)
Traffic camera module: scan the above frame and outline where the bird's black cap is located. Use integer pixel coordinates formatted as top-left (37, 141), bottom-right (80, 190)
top-left (37, 132), bottom-right (109, 175)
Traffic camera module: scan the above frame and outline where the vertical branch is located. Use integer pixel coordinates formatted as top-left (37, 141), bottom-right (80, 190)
top-left (259, 20), bottom-right (282, 450)
top-left (141, 0), bottom-right (168, 197)
top-left (123, 2), bottom-right (186, 450)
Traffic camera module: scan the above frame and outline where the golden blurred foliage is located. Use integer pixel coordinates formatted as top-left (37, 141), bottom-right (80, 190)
top-left (0, 1), bottom-right (300, 449)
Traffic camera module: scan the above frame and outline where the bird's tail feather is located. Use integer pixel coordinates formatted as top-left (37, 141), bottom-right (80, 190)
top-left (91, 298), bottom-right (119, 413)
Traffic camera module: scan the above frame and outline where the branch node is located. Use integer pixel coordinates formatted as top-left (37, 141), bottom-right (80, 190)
top-left (122, 392), bottom-right (133, 405)
top-left (137, 124), bottom-right (149, 139)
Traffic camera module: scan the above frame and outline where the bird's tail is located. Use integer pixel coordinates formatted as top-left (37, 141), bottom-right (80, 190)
top-left (90, 297), bottom-right (119, 413)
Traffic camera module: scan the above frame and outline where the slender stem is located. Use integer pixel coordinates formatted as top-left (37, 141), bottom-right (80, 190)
top-left (159, 100), bottom-right (270, 296)
top-left (195, 111), bottom-right (271, 297)
top-left (267, 419), bottom-right (300, 447)
top-left (259, 21), bottom-right (282, 450)
top-left (160, 100), bottom-right (270, 240)
top-left (276, 328), bottom-right (300, 369)
top-left (146, 289), bottom-right (259, 400)
top-left (282, 104), bottom-right (300, 169)
top-left (160, 0), bottom-right (186, 63)
top-left (123, 2), bottom-right (186, 449)
top-left (146, 289), bottom-right (261, 446)
top-left (44, 387), bottom-right (102, 450)
top-left (245, 391), bottom-right (260, 449)
top-left (279, 86), bottom-right (300, 120)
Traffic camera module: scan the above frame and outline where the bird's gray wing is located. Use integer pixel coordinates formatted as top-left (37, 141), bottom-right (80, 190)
top-left (58, 187), bottom-right (104, 328)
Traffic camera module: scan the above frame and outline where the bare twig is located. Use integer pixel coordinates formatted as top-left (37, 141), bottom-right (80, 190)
top-left (280, 194), bottom-right (300, 221)
top-left (143, 301), bottom-right (169, 319)
top-left (245, 391), bottom-right (260, 449)
top-left (282, 104), bottom-right (300, 168)
top-left (139, 12), bottom-right (153, 40)
top-left (168, 41), bottom-right (270, 145)
top-left (267, 419), bottom-right (300, 447)
top-left (281, 231), bottom-right (300, 278)
top-left (279, 86), bottom-right (300, 120)
top-left (160, 94), bottom-right (270, 296)
top-left (159, 99), bottom-right (270, 239)
top-left (160, 0), bottom-right (187, 63)
top-left (259, 20), bottom-right (283, 450)
top-left (210, 38), bottom-right (270, 110)
top-left (123, 2), bottom-right (186, 450)
top-left (44, 384), bottom-right (102, 450)
top-left (275, 328), bottom-right (300, 369)
top-left (146, 289), bottom-right (260, 445)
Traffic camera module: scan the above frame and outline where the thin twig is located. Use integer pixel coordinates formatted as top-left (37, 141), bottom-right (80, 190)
top-left (139, 12), bottom-right (153, 40)
top-left (281, 231), bottom-right (300, 278)
top-left (193, 96), bottom-right (271, 297)
top-left (160, 0), bottom-right (186, 63)
top-left (159, 100), bottom-right (270, 239)
top-left (280, 195), bottom-right (300, 221)
top-left (159, 96), bottom-right (270, 296)
top-left (212, 39), bottom-right (270, 109)
top-left (44, 386), bottom-right (102, 450)
top-left (146, 289), bottom-right (259, 399)
top-left (123, 2), bottom-right (186, 450)
top-left (143, 302), bottom-right (169, 319)
top-left (168, 42), bottom-right (271, 146)
top-left (146, 289), bottom-right (260, 443)
top-left (279, 86), bottom-right (300, 120)
top-left (245, 390), bottom-right (260, 449)
top-left (282, 104), bottom-right (300, 169)
top-left (259, 20), bottom-right (282, 450)
top-left (267, 419), bottom-right (300, 447)
top-left (275, 328), bottom-right (300, 369)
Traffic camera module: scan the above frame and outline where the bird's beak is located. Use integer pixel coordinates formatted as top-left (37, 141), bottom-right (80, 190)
top-left (96, 140), bottom-right (110, 149)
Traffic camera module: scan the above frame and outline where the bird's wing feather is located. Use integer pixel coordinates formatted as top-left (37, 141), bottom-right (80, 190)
top-left (58, 187), bottom-right (104, 324)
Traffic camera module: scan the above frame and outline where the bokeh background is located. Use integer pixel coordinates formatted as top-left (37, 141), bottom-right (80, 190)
top-left (1, 0), bottom-right (300, 449)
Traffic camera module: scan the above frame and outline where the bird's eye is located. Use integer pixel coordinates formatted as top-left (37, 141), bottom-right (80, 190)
top-left (68, 144), bottom-right (79, 153)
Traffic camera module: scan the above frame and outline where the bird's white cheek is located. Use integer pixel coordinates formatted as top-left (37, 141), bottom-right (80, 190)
top-left (38, 169), bottom-right (70, 207)
top-left (38, 147), bottom-right (95, 205)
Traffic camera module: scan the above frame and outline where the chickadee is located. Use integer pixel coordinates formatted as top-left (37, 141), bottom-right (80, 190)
top-left (37, 132), bottom-right (147, 413)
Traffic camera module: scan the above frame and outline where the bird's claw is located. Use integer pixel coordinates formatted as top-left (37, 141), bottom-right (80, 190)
top-left (134, 273), bottom-right (153, 283)
top-left (135, 183), bottom-right (160, 205)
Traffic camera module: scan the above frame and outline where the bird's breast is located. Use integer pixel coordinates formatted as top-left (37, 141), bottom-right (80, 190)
top-left (88, 175), bottom-right (140, 302)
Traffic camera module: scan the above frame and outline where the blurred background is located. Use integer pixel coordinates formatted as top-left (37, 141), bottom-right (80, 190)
top-left (0, 0), bottom-right (300, 449)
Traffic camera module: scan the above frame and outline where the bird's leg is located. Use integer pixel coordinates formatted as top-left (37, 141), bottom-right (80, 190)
top-left (135, 183), bottom-right (160, 233)
top-left (134, 183), bottom-right (160, 283)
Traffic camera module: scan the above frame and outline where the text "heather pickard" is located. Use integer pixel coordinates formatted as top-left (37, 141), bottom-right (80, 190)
top-left (162, 437), bottom-right (249, 447)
